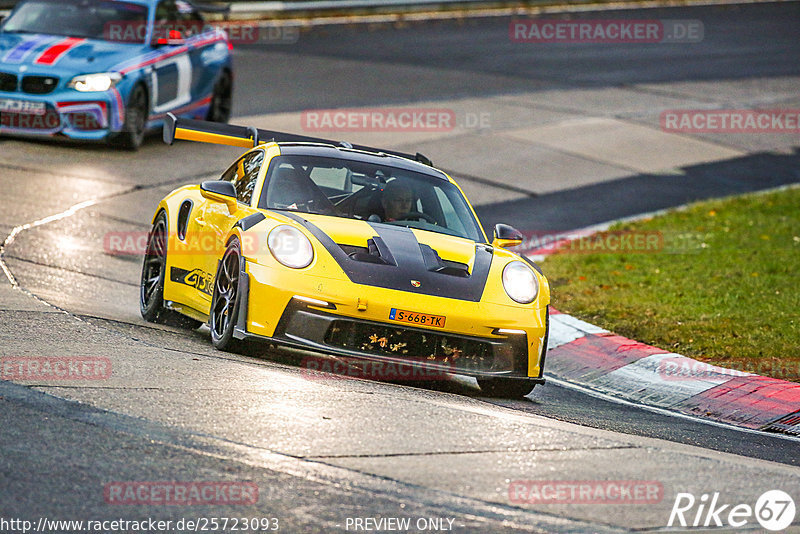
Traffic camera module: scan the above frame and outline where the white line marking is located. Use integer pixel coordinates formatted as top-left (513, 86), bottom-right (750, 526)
top-left (1, 198), bottom-right (101, 285)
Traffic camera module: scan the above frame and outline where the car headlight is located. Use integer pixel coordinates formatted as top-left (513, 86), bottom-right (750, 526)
top-left (268, 225), bottom-right (314, 269)
top-left (68, 72), bottom-right (122, 92)
top-left (502, 261), bottom-right (539, 304)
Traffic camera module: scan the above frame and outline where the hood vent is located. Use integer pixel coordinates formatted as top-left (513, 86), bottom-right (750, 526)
top-left (419, 243), bottom-right (470, 278)
top-left (339, 238), bottom-right (393, 265)
top-left (337, 239), bottom-right (469, 277)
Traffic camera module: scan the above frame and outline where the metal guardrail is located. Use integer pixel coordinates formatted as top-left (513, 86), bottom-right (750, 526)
top-left (0, 0), bottom-right (598, 16)
top-left (0, 0), bottom-right (513, 8)
top-left (0, 0), bottom-right (760, 21)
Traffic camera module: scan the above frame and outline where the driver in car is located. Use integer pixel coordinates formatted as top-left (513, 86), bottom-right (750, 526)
top-left (369, 180), bottom-right (415, 222)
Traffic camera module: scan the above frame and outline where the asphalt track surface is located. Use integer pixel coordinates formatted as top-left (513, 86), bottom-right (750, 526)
top-left (1, 2), bottom-right (799, 532)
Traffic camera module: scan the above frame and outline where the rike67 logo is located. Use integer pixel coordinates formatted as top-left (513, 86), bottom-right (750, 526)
top-left (668, 490), bottom-right (796, 531)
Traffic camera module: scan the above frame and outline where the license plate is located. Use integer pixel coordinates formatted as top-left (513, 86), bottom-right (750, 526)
top-left (0, 98), bottom-right (46, 115)
top-left (389, 308), bottom-right (446, 328)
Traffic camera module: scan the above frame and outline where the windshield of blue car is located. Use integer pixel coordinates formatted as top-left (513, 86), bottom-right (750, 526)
top-left (2, 0), bottom-right (149, 43)
top-left (258, 155), bottom-right (486, 243)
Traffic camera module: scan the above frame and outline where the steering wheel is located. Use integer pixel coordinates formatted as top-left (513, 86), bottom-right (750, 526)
top-left (397, 211), bottom-right (437, 224)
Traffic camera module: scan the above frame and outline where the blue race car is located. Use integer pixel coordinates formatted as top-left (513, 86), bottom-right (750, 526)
top-left (0, 0), bottom-right (233, 149)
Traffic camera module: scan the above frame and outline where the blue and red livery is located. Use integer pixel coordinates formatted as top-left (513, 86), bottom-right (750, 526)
top-left (0, 0), bottom-right (233, 149)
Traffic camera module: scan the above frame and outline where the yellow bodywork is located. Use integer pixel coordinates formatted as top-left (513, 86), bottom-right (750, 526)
top-left (152, 141), bottom-right (550, 378)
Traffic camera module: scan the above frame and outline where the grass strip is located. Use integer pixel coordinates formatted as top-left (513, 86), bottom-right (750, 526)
top-left (541, 186), bottom-right (800, 382)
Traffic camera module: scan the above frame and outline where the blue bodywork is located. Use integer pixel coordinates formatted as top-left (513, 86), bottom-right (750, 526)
top-left (0, 0), bottom-right (232, 142)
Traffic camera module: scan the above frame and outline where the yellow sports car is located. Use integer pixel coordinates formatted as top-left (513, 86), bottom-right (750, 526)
top-left (140, 114), bottom-right (550, 397)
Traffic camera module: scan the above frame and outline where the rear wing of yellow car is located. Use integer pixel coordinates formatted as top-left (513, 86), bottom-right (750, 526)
top-left (163, 113), bottom-right (433, 166)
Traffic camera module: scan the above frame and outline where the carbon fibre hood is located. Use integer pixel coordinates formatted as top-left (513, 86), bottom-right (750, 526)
top-left (282, 212), bottom-right (493, 302)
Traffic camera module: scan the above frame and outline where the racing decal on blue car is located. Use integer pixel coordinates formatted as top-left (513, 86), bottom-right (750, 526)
top-left (34, 37), bottom-right (86, 65)
top-left (2, 34), bottom-right (56, 63)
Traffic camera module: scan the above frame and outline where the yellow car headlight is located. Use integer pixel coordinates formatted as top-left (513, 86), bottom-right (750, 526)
top-left (502, 261), bottom-right (538, 304)
top-left (268, 225), bottom-right (314, 269)
top-left (68, 72), bottom-right (122, 92)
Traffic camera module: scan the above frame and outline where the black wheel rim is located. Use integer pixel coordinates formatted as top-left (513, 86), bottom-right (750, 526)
top-left (141, 218), bottom-right (166, 308)
top-left (211, 246), bottom-right (239, 339)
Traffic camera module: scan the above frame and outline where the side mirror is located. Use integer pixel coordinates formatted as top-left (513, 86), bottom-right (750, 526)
top-left (492, 223), bottom-right (524, 249)
top-left (201, 180), bottom-right (238, 213)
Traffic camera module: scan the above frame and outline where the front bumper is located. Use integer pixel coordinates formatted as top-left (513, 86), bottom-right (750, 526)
top-left (233, 258), bottom-right (548, 380)
top-left (0, 89), bottom-right (123, 140)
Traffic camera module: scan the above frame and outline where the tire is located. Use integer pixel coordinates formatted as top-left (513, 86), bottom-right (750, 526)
top-left (205, 71), bottom-right (232, 124)
top-left (114, 84), bottom-right (147, 150)
top-left (139, 211), bottom-right (202, 329)
top-left (209, 238), bottom-right (244, 352)
top-left (477, 378), bottom-right (536, 398)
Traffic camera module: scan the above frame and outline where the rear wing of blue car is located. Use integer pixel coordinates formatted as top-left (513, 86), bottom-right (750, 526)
top-left (162, 113), bottom-right (433, 166)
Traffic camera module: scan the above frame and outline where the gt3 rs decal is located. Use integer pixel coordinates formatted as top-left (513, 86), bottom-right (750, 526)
top-left (34, 37), bottom-right (86, 65)
top-left (2, 34), bottom-right (56, 63)
top-left (280, 212), bottom-right (493, 302)
top-left (170, 266), bottom-right (213, 296)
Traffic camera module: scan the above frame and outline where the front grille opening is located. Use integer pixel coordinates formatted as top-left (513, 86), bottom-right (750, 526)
top-left (66, 112), bottom-right (102, 131)
top-left (0, 72), bottom-right (17, 92)
top-left (22, 75), bottom-right (58, 94)
top-left (324, 319), bottom-right (494, 371)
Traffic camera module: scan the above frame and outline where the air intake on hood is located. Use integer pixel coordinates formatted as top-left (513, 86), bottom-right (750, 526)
top-left (338, 239), bottom-right (469, 277)
top-left (339, 238), bottom-right (394, 265)
top-left (419, 244), bottom-right (470, 277)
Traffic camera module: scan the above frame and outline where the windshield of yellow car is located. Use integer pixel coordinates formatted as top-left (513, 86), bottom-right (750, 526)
top-left (258, 155), bottom-right (485, 243)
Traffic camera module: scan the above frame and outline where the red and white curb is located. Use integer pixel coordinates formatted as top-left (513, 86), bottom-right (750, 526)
top-left (528, 218), bottom-right (800, 436)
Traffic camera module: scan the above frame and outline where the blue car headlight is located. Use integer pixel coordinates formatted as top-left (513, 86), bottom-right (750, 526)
top-left (502, 261), bottom-right (539, 304)
top-left (68, 72), bottom-right (122, 92)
